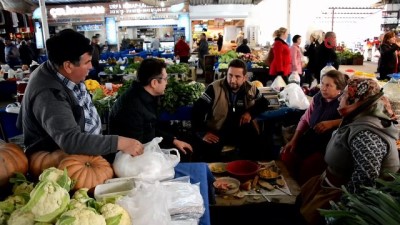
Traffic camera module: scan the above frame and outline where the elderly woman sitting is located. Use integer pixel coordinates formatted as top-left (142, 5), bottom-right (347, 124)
top-left (281, 70), bottom-right (347, 185)
top-left (298, 77), bottom-right (400, 225)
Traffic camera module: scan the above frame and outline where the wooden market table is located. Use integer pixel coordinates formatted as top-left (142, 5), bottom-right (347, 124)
top-left (213, 161), bottom-right (300, 206)
top-left (209, 161), bottom-right (302, 225)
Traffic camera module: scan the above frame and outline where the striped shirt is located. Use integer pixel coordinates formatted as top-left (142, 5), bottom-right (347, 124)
top-left (56, 73), bottom-right (102, 135)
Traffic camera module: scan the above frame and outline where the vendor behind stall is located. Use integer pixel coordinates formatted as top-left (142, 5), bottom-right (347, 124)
top-left (17, 29), bottom-right (144, 159)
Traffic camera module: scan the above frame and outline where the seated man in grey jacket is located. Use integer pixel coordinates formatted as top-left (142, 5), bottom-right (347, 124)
top-left (17, 29), bottom-right (144, 160)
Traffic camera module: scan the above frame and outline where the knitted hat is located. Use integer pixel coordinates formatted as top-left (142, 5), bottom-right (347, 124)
top-left (46, 29), bottom-right (93, 66)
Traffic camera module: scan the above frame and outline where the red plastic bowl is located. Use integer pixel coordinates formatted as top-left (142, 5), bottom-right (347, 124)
top-left (226, 160), bottom-right (259, 182)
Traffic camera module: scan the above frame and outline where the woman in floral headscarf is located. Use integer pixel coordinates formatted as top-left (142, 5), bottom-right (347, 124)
top-left (298, 77), bottom-right (400, 225)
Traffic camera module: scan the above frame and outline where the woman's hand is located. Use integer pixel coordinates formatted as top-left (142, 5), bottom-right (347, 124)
top-left (203, 132), bottom-right (220, 144)
top-left (173, 139), bottom-right (193, 155)
top-left (314, 119), bottom-right (341, 134)
top-left (282, 140), bottom-right (297, 154)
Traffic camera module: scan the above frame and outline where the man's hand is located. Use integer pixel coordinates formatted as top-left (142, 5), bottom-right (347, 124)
top-left (203, 132), bottom-right (220, 144)
top-left (240, 112), bottom-right (252, 126)
top-left (173, 139), bottom-right (193, 155)
top-left (117, 136), bottom-right (144, 156)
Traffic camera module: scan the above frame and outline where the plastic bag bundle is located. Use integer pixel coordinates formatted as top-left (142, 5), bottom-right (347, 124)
top-left (270, 75), bottom-right (287, 92)
top-left (163, 177), bottom-right (205, 221)
top-left (118, 181), bottom-right (171, 225)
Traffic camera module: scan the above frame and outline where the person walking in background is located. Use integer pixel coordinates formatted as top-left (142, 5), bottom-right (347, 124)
top-left (27, 39), bottom-right (39, 63)
top-left (314, 31), bottom-right (339, 84)
top-left (377, 31), bottom-right (400, 80)
top-left (290, 34), bottom-right (303, 76)
top-left (0, 37), bottom-right (5, 64)
top-left (217, 32), bottom-right (223, 52)
top-left (174, 36), bottom-right (190, 63)
top-left (304, 33), bottom-right (320, 85)
top-left (236, 38), bottom-right (251, 54)
top-left (197, 33), bottom-right (209, 76)
top-left (236, 31), bottom-right (244, 46)
top-left (269, 27), bottom-right (291, 82)
top-left (88, 35), bottom-right (101, 81)
top-left (19, 40), bottom-right (34, 66)
top-left (151, 37), bottom-right (160, 51)
top-left (4, 37), bottom-right (20, 69)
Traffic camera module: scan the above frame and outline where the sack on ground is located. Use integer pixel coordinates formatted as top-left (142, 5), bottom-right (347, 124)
top-left (113, 137), bottom-right (180, 182)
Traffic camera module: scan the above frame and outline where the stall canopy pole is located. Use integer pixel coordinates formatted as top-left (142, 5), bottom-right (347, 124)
top-left (39, 0), bottom-right (50, 51)
top-left (331, 8), bottom-right (335, 31)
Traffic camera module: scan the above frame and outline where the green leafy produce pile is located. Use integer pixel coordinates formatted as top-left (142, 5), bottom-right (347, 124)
top-left (218, 50), bottom-right (238, 63)
top-left (161, 77), bottom-right (205, 113)
top-left (123, 62), bottom-right (141, 74)
top-left (166, 63), bottom-right (190, 75)
top-left (104, 65), bottom-right (124, 75)
top-left (320, 172), bottom-right (400, 225)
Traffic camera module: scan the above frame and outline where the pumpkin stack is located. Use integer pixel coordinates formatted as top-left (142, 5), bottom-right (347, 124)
top-left (0, 143), bottom-right (28, 187)
top-left (28, 149), bottom-right (67, 179)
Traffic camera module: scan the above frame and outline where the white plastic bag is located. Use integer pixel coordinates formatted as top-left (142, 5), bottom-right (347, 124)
top-left (279, 83), bottom-right (310, 110)
top-left (117, 181), bottom-right (172, 225)
top-left (270, 75), bottom-right (287, 92)
top-left (113, 137), bottom-right (180, 182)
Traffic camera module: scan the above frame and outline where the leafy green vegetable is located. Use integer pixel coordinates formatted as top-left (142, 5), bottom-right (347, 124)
top-left (161, 77), bottom-right (205, 113)
top-left (320, 172), bottom-right (400, 225)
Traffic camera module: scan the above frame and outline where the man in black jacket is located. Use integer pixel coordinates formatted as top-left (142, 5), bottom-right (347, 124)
top-left (314, 31), bottom-right (339, 83)
top-left (109, 58), bottom-right (193, 155)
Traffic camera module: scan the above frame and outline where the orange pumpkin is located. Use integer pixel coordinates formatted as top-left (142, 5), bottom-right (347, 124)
top-left (29, 149), bottom-right (67, 178)
top-left (0, 143), bottom-right (28, 187)
top-left (58, 155), bottom-right (113, 191)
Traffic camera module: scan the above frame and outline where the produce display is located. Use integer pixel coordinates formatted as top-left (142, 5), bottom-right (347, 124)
top-left (58, 155), bottom-right (114, 192)
top-left (28, 149), bottom-right (67, 179)
top-left (0, 143), bottom-right (28, 187)
top-left (161, 77), bottom-right (205, 113)
top-left (0, 167), bottom-right (131, 225)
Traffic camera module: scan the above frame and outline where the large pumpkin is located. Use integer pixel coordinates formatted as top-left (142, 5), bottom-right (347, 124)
top-left (29, 149), bottom-right (67, 178)
top-left (0, 143), bottom-right (28, 187)
top-left (58, 155), bottom-right (113, 191)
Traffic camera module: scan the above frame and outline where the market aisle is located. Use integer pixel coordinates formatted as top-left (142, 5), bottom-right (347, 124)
top-left (339, 61), bottom-right (378, 75)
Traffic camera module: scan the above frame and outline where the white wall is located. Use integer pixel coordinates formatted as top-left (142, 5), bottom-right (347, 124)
top-left (247, 0), bottom-right (383, 48)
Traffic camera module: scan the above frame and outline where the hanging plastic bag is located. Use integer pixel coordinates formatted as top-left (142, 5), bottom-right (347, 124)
top-left (113, 137), bottom-right (180, 182)
top-left (270, 75), bottom-right (287, 92)
top-left (279, 83), bottom-right (310, 110)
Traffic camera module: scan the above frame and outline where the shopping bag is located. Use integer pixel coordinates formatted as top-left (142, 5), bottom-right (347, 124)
top-left (113, 137), bottom-right (180, 182)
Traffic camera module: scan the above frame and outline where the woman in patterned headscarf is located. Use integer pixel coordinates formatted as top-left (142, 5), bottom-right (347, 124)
top-left (298, 77), bottom-right (400, 225)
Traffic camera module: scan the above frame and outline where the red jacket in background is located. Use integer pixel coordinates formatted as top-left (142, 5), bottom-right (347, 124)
top-left (269, 38), bottom-right (291, 76)
top-left (174, 40), bottom-right (190, 57)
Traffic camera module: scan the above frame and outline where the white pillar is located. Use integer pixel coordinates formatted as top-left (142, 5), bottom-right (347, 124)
top-left (39, 0), bottom-right (50, 51)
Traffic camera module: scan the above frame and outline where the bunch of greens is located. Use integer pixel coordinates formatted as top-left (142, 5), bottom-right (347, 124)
top-left (320, 173), bottom-right (400, 225)
top-left (123, 62), bottom-right (141, 74)
top-left (161, 77), bottom-right (205, 113)
top-left (218, 50), bottom-right (238, 63)
top-left (104, 65), bottom-right (124, 75)
top-left (166, 63), bottom-right (190, 75)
